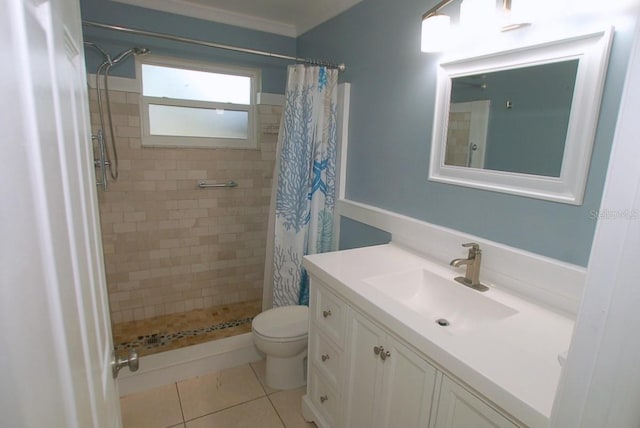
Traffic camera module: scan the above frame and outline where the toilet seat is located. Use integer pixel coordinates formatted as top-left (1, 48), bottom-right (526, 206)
top-left (252, 305), bottom-right (308, 341)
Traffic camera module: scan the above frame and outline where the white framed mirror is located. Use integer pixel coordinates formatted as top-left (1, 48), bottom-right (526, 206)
top-left (429, 28), bottom-right (613, 205)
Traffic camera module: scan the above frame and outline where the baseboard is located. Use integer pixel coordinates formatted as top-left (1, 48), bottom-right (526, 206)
top-left (336, 199), bottom-right (586, 316)
top-left (117, 332), bottom-right (263, 396)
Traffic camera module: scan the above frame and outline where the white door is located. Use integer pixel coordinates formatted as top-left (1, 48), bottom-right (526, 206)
top-left (0, 0), bottom-right (121, 426)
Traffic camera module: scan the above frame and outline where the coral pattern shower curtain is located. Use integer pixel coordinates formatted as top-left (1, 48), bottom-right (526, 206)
top-left (272, 65), bottom-right (338, 307)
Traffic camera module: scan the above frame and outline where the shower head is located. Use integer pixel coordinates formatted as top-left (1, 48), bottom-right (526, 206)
top-left (110, 47), bottom-right (150, 65)
top-left (84, 42), bottom-right (150, 68)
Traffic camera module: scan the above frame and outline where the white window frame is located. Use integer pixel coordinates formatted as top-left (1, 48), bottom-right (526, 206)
top-left (136, 55), bottom-right (260, 149)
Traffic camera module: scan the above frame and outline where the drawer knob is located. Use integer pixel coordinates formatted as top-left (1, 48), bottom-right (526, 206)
top-left (321, 354), bottom-right (330, 362)
top-left (322, 309), bottom-right (332, 318)
top-left (320, 394), bottom-right (328, 403)
top-left (373, 346), bottom-right (382, 355)
top-left (380, 349), bottom-right (391, 361)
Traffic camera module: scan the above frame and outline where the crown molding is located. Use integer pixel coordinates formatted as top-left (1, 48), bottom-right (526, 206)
top-left (111, 0), bottom-right (298, 37)
top-left (296, 0), bottom-right (362, 35)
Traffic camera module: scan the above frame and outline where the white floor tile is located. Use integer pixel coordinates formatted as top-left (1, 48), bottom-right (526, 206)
top-left (120, 383), bottom-right (183, 428)
top-left (177, 364), bottom-right (265, 421)
top-left (185, 397), bottom-right (284, 428)
top-left (250, 359), bottom-right (280, 395)
top-left (270, 387), bottom-right (316, 428)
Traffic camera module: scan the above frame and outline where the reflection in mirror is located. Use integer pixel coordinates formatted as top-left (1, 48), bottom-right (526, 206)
top-left (445, 60), bottom-right (579, 177)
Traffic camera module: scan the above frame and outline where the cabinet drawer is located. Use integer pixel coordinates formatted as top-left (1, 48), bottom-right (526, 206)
top-left (309, 328), bottom-right (342, 387)
top-left (311, 282), bottom-right (346, 347)
top-left (309, 367), bottom-right (341, 427)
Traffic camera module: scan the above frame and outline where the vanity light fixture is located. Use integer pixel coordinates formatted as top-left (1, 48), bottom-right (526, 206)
top-left (421, 0), bottom-right (456, 52)
top-left (421, 13), bottom-right (452, 52)
top-left (459, 0), bottom-right (497, 29)
top-left (421, 0), bottom-right (530, 53)
top-left (501, 0), bottom-right (533, 32)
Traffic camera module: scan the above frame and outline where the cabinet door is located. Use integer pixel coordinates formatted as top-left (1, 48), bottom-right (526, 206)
top-left (342, 311), bottom-right (386, 428)
top-left (375, 335), bottom-right (437, 428)
top-left (435, 376), bottom-right (517, 428)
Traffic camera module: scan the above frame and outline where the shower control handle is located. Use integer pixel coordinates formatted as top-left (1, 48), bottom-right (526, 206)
top-left (92, 130), bottom-right (108, 191)
top-left (111, 348), bottom-right (139, 378)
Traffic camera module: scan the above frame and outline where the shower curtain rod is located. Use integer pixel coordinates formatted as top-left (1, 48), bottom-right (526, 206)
top-left (82, 21), bottom-right (346, 72)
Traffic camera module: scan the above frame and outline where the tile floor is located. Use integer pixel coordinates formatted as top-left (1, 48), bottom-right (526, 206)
top-left (113, 300), bottom-right (263, 357)
top-left (120, 360), bottom-right (316, 428)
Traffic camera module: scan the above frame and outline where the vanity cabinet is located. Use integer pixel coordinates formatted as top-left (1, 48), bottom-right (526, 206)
top-left (343, 311), bottom-right (437, 428)
top-left (303, 278), bottom-right (519, 428)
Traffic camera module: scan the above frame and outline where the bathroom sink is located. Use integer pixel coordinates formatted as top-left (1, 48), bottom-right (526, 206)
top-left (363, 269), bottom-right (517, 334)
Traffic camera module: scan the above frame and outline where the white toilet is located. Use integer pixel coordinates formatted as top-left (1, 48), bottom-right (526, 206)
top-left (252, 305), bottom-right (309, 390)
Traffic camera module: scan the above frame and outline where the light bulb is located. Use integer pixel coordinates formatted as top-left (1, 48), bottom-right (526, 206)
top-left (421, 15), bottom-right (451, 53)
top-left (460, 0), bottom-right (498, 34)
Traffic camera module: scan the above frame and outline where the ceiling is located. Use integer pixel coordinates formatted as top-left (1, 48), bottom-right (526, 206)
top-left (112, 0), bottom-right (363, 37)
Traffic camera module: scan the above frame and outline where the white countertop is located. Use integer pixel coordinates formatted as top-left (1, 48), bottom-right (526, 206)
top-left (303, 243), bottom-right (575, 428)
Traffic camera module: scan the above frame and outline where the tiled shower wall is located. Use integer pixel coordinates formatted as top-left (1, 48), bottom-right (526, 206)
top-left (89, 82), bottom-right (281, 323)
top-left (444, 111), bottom-right (471, 167)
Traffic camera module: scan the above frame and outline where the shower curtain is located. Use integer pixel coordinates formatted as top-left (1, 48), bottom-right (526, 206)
top-left (270, 65), bottom-right (338, 307)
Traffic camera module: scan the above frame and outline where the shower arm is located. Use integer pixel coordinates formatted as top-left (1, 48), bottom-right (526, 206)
top-left (84, 41), bottom-right (112, 64)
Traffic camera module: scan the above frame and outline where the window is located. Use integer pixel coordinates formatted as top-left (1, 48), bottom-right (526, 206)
top-left (137, 56), bottom-right (259, 149)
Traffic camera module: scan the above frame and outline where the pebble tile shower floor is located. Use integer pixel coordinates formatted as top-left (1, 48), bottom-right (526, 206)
top-left (112, 299), bottom-right (262, 357)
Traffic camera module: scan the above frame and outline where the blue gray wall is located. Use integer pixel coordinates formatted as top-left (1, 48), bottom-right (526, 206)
top-left (81, 0), bottom-right (636, 266)
top-left (80, 0), bottom-right (296, 93)
top-left (338, 217), bottom-right (390, 250)
top-left (298, 0), bottom-right (636, 266)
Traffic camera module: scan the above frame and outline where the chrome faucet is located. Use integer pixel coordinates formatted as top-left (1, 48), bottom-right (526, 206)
top-left (450, 243), bottom-right (489, 292)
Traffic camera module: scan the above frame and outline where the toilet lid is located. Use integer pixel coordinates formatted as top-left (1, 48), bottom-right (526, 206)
top-left (252, 305), bottom-right (308, 339)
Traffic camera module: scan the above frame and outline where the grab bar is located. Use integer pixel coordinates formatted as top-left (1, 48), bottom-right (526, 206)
top-left (198, 180), bottom-right (238, 189)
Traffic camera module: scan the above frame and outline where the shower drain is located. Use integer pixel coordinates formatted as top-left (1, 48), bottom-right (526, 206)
top-left (435, 318), bottom-right (450, 327)
top-left (144, 335), bottom-right (162, 345)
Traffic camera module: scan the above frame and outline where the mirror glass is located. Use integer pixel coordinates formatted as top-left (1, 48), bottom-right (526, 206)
top-left (428, 29), bottom-right (613, 205)
top-left (445, 60), bottom-right (579, 177)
